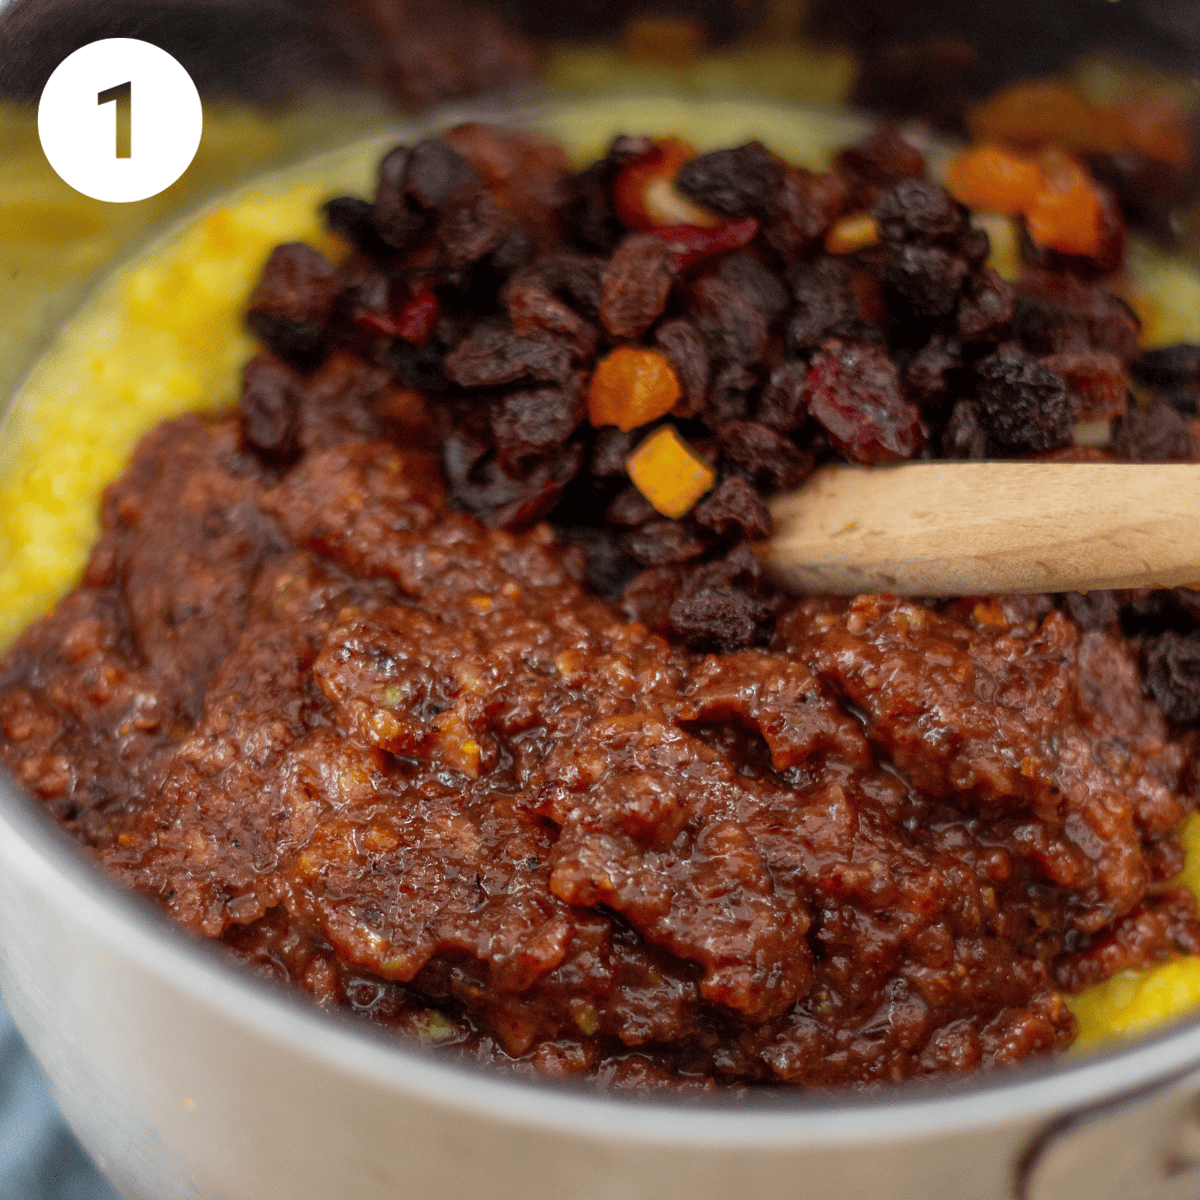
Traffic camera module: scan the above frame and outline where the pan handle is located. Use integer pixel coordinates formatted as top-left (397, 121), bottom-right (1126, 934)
top-left (1022, 1071), bottom-right (1200, 1200)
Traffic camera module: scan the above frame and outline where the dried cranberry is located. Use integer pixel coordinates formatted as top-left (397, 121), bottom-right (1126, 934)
top-left (600, 233), bottom-right (675, 340)
top-left (692, 476), bottom-right (773, 542)
top-left (973, 347), bottom-right (1072, 456)
top-left (674, 143), bottom-right (785, 218)
top-left (719, 421), bottom-right (814, 490)
top-left (1110, 403), bottom-right (1194, 463)
top-left (246, 243), bottom-right (338, 369)
top-left (1144, 632), bottom-right (1200, 725)
top-left (646, 217), bottom-right (759, 274)
top-left (806, 339), bottom-right (925, 464)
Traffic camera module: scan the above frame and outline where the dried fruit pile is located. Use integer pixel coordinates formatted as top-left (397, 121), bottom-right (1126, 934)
top-left (240, 122), bottom-right (1200, 683)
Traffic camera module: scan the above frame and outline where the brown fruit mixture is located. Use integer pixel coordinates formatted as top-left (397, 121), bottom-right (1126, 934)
top-left (4, 124), bottom-right (1200, 1090)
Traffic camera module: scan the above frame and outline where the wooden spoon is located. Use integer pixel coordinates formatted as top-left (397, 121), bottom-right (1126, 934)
top-left (760, 461), bottom-right (1200, 597)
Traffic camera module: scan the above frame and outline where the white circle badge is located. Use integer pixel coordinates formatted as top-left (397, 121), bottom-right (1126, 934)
top-left (38, 38), bottom-right (203, 203)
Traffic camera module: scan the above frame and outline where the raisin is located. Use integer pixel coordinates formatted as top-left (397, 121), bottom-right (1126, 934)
top-left (405, 137), bottom-right (481, 209)
top-left (668, 587), bottom-right (759, 653)
top-left (973, 347), bottom-right (1072, 456)
top-left (491, 381), bottom-right (585, 471)
top-left (940, 399), bottom-right (988, 460)
top-left (905, 333), bottom-right (963, 410)
top-left (957, 269), bottom-right (1015, 343)
top-left (835, 127), bottom-right (926, 209)
top-left (538, 253), bottom-right (605, 312)
top-left (691, 277), bottom-right (769, 364)
top-left (692, 476), bottom-right (772, 542)
top-left (1144, 632), bottom-right (1200, 725)
top-left (574, 529), bottom-right (639, 598)
top-left (246, 243), bottom-right (338, 369)
top-left (705, 364), bottom-right (759, 426)
top-left (322, 197), bottom-right (393, 257)
top-left (763, 167), bottom-right (846, 264)
top-left (590, 428), bottom-right (640, 478)
top-left (1162, 389), bottom-right (1200, 417)
top-left (716, 252), bottom-right (789, 322)
top-left (654, 319), bottom-right (710, 418)
top-left (600, 233), bottom-right (675, 340)
top-left (719, 421), bottom-right (814, 490)
top-left (757, 360), bottom-right (810, 433)
top-left (1040, 351), bottom-right (1128, 424)
top-left (872, 178), bottom-right (969, 247)
top-left (606, 486), bottom-right (658, 528)
top-left (674, 142), bottom-right (785, 218)
top-left (372, 146), bottom-right (424, 248)
top-left (1060, 591), bottom-right (1120, 632)
top-left (625, 520), bottom-right (711, 567)
top-left (1110, 402), bottom-right (1194, 463)
top-left (806, 339), bottom-right (925, 464)
top-left (239, 354), bottom-right (301, 462)
top-left (882, 243), bottom-right (970, 318)
top-left (851, 37), bottom-right (978, 131)
top-left (504, 267), bottom-right (598, 358)
top-left (1089, 151), bottom-right (1191, 243)
top-left (443, 432), bottom-right (583, 530)
top-left (1133, 344), bottom-right (1200, 391)
top-left (562, 135), bottom-right (656, 253)
top-left (1013, 271), bottom-right (1141, 364)
top-left (436, 192), bottom-right (512, 270)
top-left (488, 227), bottom-right (538, 276)
top-left (787, 259), bottom-right (875, 351)
top-left (444, 320), bottom-right (572, 387)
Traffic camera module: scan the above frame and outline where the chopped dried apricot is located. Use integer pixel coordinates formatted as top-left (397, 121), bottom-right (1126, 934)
top-left (626, 425), bottom-right (716, 518)
top-left (587, 348), bottom-right (681, 432)
top-left (613, 138), bottom-right (719, 231)
top-left (967, 79), bottom-right (1191, 170)
top-left (1025, 150), bottom-right (1104, 257)
top-left (824, 212), bottom-right (880, 254)
top-left (945, 144), bottom-right (1044, 215)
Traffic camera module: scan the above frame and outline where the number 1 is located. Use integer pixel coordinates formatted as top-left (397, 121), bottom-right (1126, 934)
top-left (97, 81), bottom-right (131, 159)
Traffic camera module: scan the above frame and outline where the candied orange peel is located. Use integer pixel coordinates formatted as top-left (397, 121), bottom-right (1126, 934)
top-left (587, 347), bottom-right (681, 432)
top-left (626, 425), bottom-right (715, 519)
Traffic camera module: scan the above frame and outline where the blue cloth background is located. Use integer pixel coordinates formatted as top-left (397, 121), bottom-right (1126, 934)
top-left (0, 992), bottom-right (119, 1200)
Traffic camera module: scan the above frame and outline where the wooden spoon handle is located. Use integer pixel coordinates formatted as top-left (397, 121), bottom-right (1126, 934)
top-left (761, 462), bottom-right (1200, 597)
